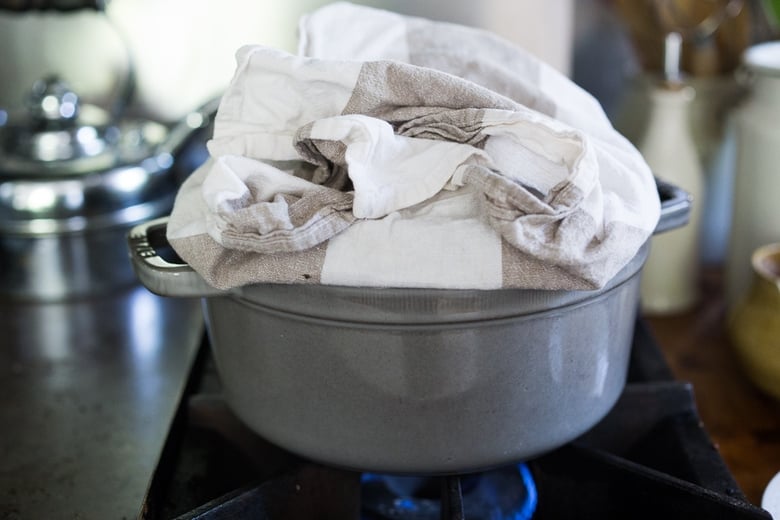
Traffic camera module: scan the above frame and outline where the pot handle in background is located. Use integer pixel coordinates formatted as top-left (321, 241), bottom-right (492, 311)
top-left (654, 178), bottom-right (691, 235)
top-left (160, 95), bottom-right (221, 158)
top-left (127, 217), bottom-right (226, 298)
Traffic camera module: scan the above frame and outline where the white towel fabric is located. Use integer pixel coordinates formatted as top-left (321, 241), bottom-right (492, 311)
top-left (167, 2), bottom-right (660, 291)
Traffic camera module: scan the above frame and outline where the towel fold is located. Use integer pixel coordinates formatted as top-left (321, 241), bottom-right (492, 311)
top-left (167, 2), bottom-right (660, 291)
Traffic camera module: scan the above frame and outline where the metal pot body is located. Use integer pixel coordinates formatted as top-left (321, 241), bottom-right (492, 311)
top-left (201, 251), bottom-right (643, 474)
top-left (1, 221), bottom-right (149, 301)
top-left (0, 169), bottom-right (177, 301)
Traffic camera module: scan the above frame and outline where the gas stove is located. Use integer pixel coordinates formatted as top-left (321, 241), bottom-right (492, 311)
top-left (141, 319), bottom-right (771, 519)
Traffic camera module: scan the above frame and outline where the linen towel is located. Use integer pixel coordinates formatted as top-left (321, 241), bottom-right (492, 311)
top-left (167, 2), bottom-right (660, 291)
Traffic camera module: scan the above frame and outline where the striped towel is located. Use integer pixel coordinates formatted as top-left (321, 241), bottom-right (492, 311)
top-left (167, 2), bottom-right (660, 291)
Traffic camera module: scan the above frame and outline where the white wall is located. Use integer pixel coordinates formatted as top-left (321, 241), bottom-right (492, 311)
top-left (0, 0), bottom-right (573, 122)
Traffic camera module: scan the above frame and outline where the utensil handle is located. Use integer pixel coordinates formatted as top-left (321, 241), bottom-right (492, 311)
top-left (655, 178), bottom-right (691, 234)
top-left (127, 217), bottom-right (225, 297)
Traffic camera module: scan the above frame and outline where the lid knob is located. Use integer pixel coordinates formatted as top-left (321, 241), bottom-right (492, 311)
top-left (25, 76), bottom-right (80, 127)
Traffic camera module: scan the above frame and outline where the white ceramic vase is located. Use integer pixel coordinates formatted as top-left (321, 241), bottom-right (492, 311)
top-left (639, 84), bottom-right (704, 315)
top-left (726, 41), bottom-right (780, 308)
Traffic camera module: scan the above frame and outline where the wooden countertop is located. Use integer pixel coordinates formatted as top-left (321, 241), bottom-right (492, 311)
top-left (645, 268), bottom-right (780, 507)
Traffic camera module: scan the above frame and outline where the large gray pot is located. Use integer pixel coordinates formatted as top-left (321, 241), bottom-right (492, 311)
top-left (128, 182), bottom-right (688, 475)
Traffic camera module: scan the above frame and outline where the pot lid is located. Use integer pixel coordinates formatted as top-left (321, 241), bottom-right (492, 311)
top-left (0, 77), bottom-right (179, 235)
top-left (0, 76), bottom-right (169, 177)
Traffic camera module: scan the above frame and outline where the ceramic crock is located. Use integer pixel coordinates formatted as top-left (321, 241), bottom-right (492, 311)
top-left (727, 41), bottom-right (780, 306)
top-left (729, 243), bottom-right (780, 399)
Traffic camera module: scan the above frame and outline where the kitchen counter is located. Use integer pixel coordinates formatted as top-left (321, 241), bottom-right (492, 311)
top-left (646, 268), bottom-right (780, 508)
top-left (0, 285), bottom-right (203, 520)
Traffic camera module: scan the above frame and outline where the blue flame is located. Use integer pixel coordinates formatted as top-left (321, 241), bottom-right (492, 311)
top-left (515, 463), bottom-right (538, 520)
top-left (360, 463), bottom-right (538, 519)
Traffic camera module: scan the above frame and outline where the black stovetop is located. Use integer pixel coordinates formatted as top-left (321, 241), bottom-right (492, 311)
top-left (142, 319), bottom-right (772, 520)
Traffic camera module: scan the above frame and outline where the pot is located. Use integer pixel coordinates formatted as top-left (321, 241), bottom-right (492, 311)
top-left (0, 77), bottom-right (217, 301)
top-left (128, 180), bottom-right (689, 475)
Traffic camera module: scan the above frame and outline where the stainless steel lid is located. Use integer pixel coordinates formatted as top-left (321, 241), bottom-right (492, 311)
top-left (0, 77), bottom-right (178, 235)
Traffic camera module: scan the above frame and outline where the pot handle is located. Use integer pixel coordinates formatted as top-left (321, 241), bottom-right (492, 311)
top-left (127, 217), bottom-right (226, 298)
top-left (654, 179), bottom-right (691, 234)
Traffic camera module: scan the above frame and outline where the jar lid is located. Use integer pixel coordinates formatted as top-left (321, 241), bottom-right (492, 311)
top-left (743, 41), bottom-right (780, 77)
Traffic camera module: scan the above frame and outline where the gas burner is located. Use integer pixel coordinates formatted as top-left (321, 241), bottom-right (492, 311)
top-left (361, 465), bottom-right (536, 520)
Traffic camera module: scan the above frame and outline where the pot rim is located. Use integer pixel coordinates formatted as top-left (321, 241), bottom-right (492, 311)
top-left (219, 242), bottom-right (648, 325)
top-left (752, 242), bottom-right (780, 283)
top-left (224, 266), bottom-right (642, 327)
